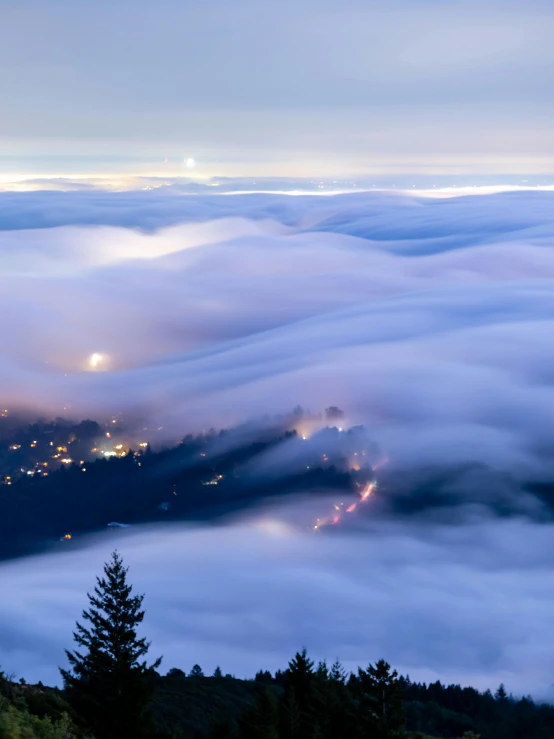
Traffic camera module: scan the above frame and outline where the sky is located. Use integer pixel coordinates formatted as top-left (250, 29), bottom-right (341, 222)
top-left (1, 0), bottom-right (554, 179)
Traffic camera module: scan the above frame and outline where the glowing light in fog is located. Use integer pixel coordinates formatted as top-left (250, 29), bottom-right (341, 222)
top-left (89, 353), bottom-right (103, 369)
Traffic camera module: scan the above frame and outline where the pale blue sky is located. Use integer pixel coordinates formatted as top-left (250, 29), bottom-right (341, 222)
top-left (1, 0), bottom-right (553, 178)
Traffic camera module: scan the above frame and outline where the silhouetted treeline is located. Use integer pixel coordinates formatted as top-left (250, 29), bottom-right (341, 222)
top-left (5, 654), bottom-right (554, 739)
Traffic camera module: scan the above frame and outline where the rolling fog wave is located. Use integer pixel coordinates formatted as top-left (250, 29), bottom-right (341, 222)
top-left (1, 189), bottom-right (554, 475)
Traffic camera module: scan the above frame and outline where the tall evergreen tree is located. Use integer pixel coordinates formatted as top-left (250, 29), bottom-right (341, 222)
top-left (60, 551), bottom-right (161, 739)
top-left (355, 659), bottom-right (405, 739)
top-left (495, 684), bottom-right (508, 702)
top-left (313, 661), bottom-right (355, 739)
top-left (281, 650), bottom-right (319, 739)
top-left (329, 659), bottom-right (348, 684)
top-left (285, 650), bottom-right (315, 711)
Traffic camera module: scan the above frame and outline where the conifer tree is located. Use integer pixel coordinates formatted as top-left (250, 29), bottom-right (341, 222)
top-left (282, 650), bottom-right (318, 739)
top-left (285, 650), bottom-right (315, 711)
top-left (355, 659), bottom-right (405, 739)
top-left (254, 669), bottom-right (273, 684)
top-left (316, 659), bottom-right (356, 739)
top-left (495, 683), bottom-right (508, 702)
top-left (239, 685), bottom-right (279, 739)
top-left (60, 551), bottom-right (161, 739)
top-left (329, 659), bottom-right (348, 684)
top-left (279, 688), bottom-right (302, 739)
top-left (316, 661), bottom-right (329, 680)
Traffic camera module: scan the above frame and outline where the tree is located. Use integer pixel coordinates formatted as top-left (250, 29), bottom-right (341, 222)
top-left (355, 659), bottom-right (405, 739)
top-left (279, 688), bottom-right (302, 739)
top-left (316, 661), bottom-right (329, 680)
top-left (285, 650), bottom-right (315, 709)
top-left (325, 407), bottom-right (344, 421)
top-left (213, 666), bottom-right (223, 678)
top-left (281, 650), bottom-right (318, 738)
top-left (254, 670), bottom-right (273, 684)
top-left (329, 659), bottom-right (347, 684)
top-left (495, 683), bottom-right (508, 702)
top-left (189, 664), bottom-right (204, 678)
top-left (60, 551), bottom-right (161, 739)
top-left (166, 667), bottom-right (185, 678)
top-left (239, 686), bottom-right (279, 739)
top-left (316, 660), bottom-right (356, 739)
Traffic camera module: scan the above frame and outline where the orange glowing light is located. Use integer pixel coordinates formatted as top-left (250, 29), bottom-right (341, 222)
top-left (361, 482), bottom-right (376, 501)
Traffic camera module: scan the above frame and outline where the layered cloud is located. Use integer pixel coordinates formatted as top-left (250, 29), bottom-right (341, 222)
top-left (2, 189), bottom-right (554, 476)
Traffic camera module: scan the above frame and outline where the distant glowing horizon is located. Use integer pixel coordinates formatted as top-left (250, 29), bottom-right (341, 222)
top-left (1, 172), bottom-right (554, 196)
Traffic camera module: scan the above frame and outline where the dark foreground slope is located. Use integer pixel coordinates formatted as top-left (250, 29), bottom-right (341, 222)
top-left (3, 667), bottom-right (554, 739)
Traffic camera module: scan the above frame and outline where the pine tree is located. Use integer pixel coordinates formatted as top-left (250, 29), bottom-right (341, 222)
top-left (282, 650), bottom-right (318, 739)
top-left (355, 659), bottom-right (405, 739)
top-left (285, 649), bottom-right (315, 710)
top-left (279, 688), bottom-right (302, 739)
top-left (60, 551), bottom-right (161, 739)
top-left (495, 683), bottom-right (508, 702)
top-left (239, 686), bottom-right (279, 739)
top-left (316, 660), bottom-right (356, 739)
top-left (213, 666), bottom-right (223, 678)
top-left (189, 664), bottom-right (204, 677)
top-left (254, 669), bottom-right (274, 684)
top-left (329, 659), bottom-right (347, 684)
top-left (316, 661), bottom-right (329, 680)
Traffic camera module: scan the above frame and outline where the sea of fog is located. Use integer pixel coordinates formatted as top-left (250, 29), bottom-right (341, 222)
top-left (1, 511), bottom-right (554, 698)
top-left (2, 185), bottom-right (554, 696)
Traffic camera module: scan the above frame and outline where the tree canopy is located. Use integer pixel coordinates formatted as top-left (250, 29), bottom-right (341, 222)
top-left (60, 551), bottom-right (161, 739)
